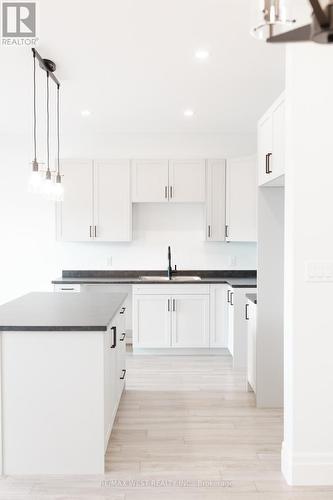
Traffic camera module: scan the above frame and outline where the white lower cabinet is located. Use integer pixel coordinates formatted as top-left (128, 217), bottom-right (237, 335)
top-left (133, 294), bottom-right (171, 348)
top-left (171, 295), bottom-right (210, 348)
top-left (246, 299), bottom-right (257, 393)
top-left (227, 287), bottom-right (255, 370)
top-left (133, 285), bottom-right (212, 349)
top-left (103, 305), bottom-right (127, 451)
top-left (210, 284), bottom-right (229, 348)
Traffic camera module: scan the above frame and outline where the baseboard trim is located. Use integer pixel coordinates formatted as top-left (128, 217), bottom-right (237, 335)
top-left (282, 441), bottom-right (333, 485)
top-left (132, 348), bottom-right (229, 356)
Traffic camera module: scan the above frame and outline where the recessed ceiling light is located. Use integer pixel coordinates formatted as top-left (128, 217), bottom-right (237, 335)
top-left (81, 110), bottom-right (91, 117)
top-left (195, 49), bottom-right (210, 60)
top-left (184, 109), bottom-right (194, 117)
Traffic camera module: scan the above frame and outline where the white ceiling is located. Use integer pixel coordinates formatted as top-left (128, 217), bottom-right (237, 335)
top-left (0, 0), bottom-right (289, 136)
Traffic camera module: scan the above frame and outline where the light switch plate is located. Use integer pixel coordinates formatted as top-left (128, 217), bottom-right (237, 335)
top-left (306, 261), bottom-right (333, 282)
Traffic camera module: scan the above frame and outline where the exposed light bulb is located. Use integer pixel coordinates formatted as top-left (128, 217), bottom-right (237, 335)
top-left (28, 160), bottom-right (42, 193)
top-left (184, 109), bottom-right (194, 117)
top-left (42, 171), bottom-right (54, 198)
top-left (195, 49), bottom-right (210, 60)
top-left (53, 174), bottom-right (64, 202)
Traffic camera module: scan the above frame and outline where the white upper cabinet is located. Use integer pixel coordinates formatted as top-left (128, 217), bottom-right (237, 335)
top-left (226, 156), bottom-right (257, 242)
top-left (131, 160), bottom-right (169, 202)
top-left (132, 159), bottom-right (205, 203)
top-left (205, 159), bottom-right (226, 241)
top-left (168, 160), bottom-right (205, 202)
top-left (57, 159), bottom-right (132, 242)
top-left (94, 160), bottom-right (131, 241)
top-left (56, 160), bottom-right (94, 242)
top-left (258, 92), bottom-right (285, 187)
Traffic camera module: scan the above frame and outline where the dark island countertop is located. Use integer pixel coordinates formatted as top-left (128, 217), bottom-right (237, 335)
top-left (246, 293), bottom-right (257, 304)
top-left (52, 270), bottom-right (257, 289)
top-left (0, 292), bottom-right (127, 331)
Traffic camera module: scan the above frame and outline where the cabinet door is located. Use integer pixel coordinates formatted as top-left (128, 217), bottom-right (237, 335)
top-left (133, 294), bottom-right (171, 348)
top-left (205, 160), bottom-right (226, 241)
top-left (247, 301), bottom-right (257, 392)
top-left (258, 113), bottom-right (272, 186)
top-left (210, 285), bottom-right (229, 348)
top-left (226, 156), bottom-right (257, 242)
top-left (131, 160), bottom-right (169, 202)
top-left (171, 295), bottom-right (210, 348)
top-left (104, 324), bottom-right (117, 450)
top-left (56, 160), bottom-right (93, 241)
top-left (169, 160), bottom-right (205, 202)
top-left (94, 160), bottom-right (132, 241)
top-left (271, 97), bottom-right (285, 180)
top-left (117, 307), bottom-right (127, 395)
top-left (227, 289), bottom-right (234, 356)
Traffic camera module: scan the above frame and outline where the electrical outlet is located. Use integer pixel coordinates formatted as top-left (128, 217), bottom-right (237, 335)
top-left (106, 256), bottom-right (113, 267)
top-left (306, 261), bottom-right (333, 282)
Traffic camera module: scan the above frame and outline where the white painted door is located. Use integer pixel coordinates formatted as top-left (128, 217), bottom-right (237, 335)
top-left (210, 285), bottom-right (229, 347)
top-left (56, 159), bottom-right (93, 241)
top-left (169, 159), bottom-right (206, 202)
top-left (226, 156), bottom-right (257, 242)
top-left (247, 300), bottom-right (257, 392)
top-left (271, 96), bottom-right (285, 181)
top-left (131, 160), bottom-right (169, 202)
top-left (94, 160), bottom-right (132, 241)
top-left (258, 113), bottom-right (273, 186)
top-left (205, 159), bottom-right (226, 241)
top-left (133, 294), bottom-right (171, 348)
top-left (171, 295), bottom-right (210, 348)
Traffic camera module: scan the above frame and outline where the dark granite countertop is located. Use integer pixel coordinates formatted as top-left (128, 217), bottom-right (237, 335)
top-left (52, 270), bottom-right (257, 289)
top-left (246, 293), bottom-right (257, 304)
top-left (0, 292), bottom-right (127, 331)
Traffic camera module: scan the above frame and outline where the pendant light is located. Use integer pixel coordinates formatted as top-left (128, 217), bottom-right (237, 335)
top-left (43, 71), bottom-right (53, 198)
top-left (250, 0), bottom-right (297, 40)
top-left (29, 49), bottom-right (64, 201)
top-left (28, 51), bottom-right (43, 192)
top-left (54, 84), bottom-right (64, 201)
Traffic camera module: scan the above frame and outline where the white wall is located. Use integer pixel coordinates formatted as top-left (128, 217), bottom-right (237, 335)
top-left (282, 44), bottom-right (333, 486)
top-left (0, 132), bottom-right (257, 305)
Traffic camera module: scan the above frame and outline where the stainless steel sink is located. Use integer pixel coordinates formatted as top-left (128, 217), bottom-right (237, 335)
top-left (139, 276), bottom-right (201, 282)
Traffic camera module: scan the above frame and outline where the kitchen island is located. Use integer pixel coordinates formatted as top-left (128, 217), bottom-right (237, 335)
top-left (0, 292), bottom-right (127, 475)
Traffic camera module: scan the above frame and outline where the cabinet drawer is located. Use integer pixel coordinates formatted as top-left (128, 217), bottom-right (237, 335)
top-left (54, 284), bottom-right (81, 293)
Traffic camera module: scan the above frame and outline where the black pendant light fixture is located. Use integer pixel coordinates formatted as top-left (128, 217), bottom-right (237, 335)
top-left (29, 48), bottom-right (63, 200)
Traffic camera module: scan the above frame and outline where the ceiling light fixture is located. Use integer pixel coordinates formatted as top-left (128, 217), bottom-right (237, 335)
top-left (250, 0), bottom-right (296, 40)
top-left (195, 49), bottom-right (210, 60)
top-left (184, 109), bottom-right (194, 117)
top-left (81, 110), bottom-right (91, 117)
top-left (29, 49), bottom-right (64, 201)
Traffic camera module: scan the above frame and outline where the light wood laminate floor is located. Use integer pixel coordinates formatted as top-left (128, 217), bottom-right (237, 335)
top-left (1, 351), bottom-right (333, 499)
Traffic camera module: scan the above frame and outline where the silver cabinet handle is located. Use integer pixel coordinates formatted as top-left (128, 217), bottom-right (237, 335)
top-left (94, 225), bottom-right (97, 238)
top-left (170, 186), bottom-right (173, 199)
top-left (230, 292), bottom-right (234, 306)
top-left (225, 225), bottom-right (229, 239)
top-left (227, 289), bottom-right (231, 303)
top-left (208, 225), bottom-right (211, 238)
top-left (89, 225), bottom-right (92, 238)
top-left (245, 303), bottom-right (250, 320)
top-left (165, 186), bottom-right (168, 199)
top-left (167, 299), bottom-right (171, 312)
top-left (172, 299), bottom-right (176, 311)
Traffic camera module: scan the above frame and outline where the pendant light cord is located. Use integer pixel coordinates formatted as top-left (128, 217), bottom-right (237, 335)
top-left (46, 72), bottom-right (50, 173)
top-left (33, 52), bottom-right (37, 162)
top-left (57, 85), bottom-right (60, 176)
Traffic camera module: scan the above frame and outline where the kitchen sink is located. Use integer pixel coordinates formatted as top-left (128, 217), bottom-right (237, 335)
top-left (139, 275), bottom-right (201, 282)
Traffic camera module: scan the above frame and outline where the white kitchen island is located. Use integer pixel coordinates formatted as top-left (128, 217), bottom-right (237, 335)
top-left (0, 292), bottom-right (127, 475)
